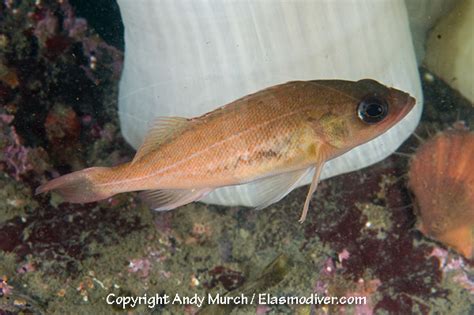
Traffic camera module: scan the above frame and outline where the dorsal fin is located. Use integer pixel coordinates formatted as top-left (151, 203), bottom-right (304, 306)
top-left (132, 116), bottom-right (190, 164)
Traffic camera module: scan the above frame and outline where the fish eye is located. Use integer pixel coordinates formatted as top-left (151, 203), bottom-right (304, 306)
top-left (357, 96), bottom-right (388, 124)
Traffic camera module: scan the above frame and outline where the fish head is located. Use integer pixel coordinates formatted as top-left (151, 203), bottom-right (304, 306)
top-left (310, 79), bottom-right (416, 151)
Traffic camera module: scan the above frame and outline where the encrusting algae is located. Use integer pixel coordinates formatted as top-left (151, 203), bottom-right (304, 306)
top-left (409, 125), bottom-right (474, 259)
top-left (36, 79), bottom-right (415, 222)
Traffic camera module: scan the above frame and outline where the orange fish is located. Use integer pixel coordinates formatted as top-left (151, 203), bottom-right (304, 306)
top-left (36, 79), bottom-right (415, 222)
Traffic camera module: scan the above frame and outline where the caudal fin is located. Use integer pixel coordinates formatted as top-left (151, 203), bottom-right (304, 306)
top-left (36, 167), bottom-right (114, 203)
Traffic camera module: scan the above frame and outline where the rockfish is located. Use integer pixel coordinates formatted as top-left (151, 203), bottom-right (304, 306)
top-left (37, 79), bottom-right (415, 222)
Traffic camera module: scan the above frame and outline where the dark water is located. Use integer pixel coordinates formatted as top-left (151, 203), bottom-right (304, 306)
top-left (71, 0), bottom-right (124, 49)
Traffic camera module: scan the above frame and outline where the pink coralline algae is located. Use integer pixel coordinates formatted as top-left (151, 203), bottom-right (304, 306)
top-left (0, 113), bottom-right (33, 180)
top-left (311, 253), bottom-right (382, 315)
top-left (43, 104), bottom-right (81, 164)
top-left (56, 0), bottom-right (123, 81)
top-left (128, 258), bottom-right (152, 279)
top-left (0, 277), bottom-right (13, 297)
top-left (0, 0), bottom-right (129, 209)
top-left (63, 12), bottom-right (88, 40)
top-left (313, 257), bottom-right (336, 295)
top-left (16, 261), bottom-right (36, 274)
top-left (33, 10), bottom-right (59, 46)
top-left (1, 0), bottom-right (124, 151)
top-left (127, 246), bottom-right (172, 280)
top-left (430, 248), bottom-right (474, 294)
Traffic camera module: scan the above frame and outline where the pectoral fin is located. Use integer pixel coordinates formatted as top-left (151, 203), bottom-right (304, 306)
top-left (245, 168), bottom-right (313, 210)
top-left (299, 162), bottom-right (325, 223)
top-left (140, 188), bottom-right (213, 211)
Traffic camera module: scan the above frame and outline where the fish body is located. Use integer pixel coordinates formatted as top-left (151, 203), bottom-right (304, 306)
top-left (37, 79), bottom-right (415, 221)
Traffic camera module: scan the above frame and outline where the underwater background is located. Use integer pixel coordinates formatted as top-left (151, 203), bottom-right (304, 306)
top-left (0, 0), bottom-right (473, 314)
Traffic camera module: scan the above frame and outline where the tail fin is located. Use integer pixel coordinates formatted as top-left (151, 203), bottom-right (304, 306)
top-left (36, 167), bottom-right (115, 203)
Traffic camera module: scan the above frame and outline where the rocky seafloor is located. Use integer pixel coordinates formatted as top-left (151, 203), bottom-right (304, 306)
top-left (0, 1), bottom-right (473, 314)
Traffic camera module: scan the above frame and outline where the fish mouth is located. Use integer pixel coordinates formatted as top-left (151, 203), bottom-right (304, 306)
top-left (401, 94), bottom-right (416, 118)
top-left (391, 89), bottom-right (416, 122)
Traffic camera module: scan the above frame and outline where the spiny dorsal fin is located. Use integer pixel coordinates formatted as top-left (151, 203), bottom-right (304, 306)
top-left (132, 116), bottom-right (190, 164)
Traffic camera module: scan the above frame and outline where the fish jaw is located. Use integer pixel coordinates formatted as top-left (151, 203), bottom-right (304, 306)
top-left (388, 88), bottom-right (416, 128)
top-left (377, 88), bottom-right (416, 136)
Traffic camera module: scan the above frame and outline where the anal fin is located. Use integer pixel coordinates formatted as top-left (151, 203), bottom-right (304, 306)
top-left (140, 188), bottom-right (213, 211)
